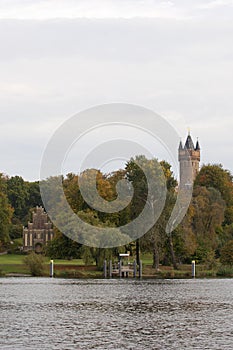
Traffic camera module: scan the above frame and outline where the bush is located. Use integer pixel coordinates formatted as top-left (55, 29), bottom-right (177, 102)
top-left (23, 252), bottom-right (45, 276)
top-left (203, 250), bottom-right (218, 270)
top-left (81, 246), bottom-right (94, 265)
top-left (216, 265), bottom-right (233, 277)
top-left (7, 238), bottom-right (23, 254)
top-left (220, 240), bottom-right (233, 266)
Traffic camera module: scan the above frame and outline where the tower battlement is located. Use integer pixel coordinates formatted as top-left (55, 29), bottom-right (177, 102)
top-left (178, 149), bottom-right (200, 162)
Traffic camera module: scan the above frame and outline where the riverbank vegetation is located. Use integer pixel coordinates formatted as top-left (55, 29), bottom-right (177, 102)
top-left (1, 253), bottom-right (233, 278)
top-left (1, 158), bottom-right (233, 277)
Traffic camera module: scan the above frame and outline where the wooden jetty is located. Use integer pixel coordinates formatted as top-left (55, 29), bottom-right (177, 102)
top-left (104, 253), bottom-right (142, 278)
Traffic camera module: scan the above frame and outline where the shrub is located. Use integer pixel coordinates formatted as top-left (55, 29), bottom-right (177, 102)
top-left (7, 238), bottom-right (23, 254)
top-left (216, 265), bottom-right (233, 277)
top-left (220, 240), bottom-right (233, 266)
top-left (23, 252), bottom-right (45, 276)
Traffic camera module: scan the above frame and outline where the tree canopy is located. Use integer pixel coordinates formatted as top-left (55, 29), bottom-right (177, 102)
top-left (1, 161), bottom-right (233, 268)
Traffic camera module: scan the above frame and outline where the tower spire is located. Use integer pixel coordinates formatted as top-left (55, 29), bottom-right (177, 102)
top-left (184, 133), bottom-right (195, 150)
top-left (179, 138), bottom-right (183, 150)
top-left (195, 137), bottom-right (200, 151)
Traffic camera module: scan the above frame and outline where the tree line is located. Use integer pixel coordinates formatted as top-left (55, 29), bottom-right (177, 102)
top-left (1, 157), bottom-right (233, 267)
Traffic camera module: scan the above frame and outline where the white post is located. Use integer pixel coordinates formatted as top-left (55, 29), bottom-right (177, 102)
top-left (133, 260), bottom-right (137, 278)
top-left (139, 260), bottom-right (142, 278)
top-left (50, 259), bottom-right (54, 278)
top-left (103, 260), bottom-right (107, 278)
top-left (119, 260), bottom-right (122, 278)
top-left (109, 260), bottom-right (112, 278)
top-left (192, 260), bottom-right (195, 278)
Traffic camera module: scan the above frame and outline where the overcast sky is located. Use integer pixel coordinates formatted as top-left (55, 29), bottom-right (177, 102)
top-left (0, 0), bottom-right (233, 180)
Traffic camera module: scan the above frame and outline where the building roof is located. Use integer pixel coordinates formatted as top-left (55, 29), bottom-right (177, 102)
top-left (184, 134), bottom-right (195, 150)
top-left (195, 140), bottom-right (200, 150)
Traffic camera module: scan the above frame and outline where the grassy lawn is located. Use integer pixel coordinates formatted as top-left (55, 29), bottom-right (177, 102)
top-left (0, 254), bottom-right (26, 265)
top-left (0, 254), bottom-right (152, 266)
top-left (0, 254), bottom-right (86, 265)
top-left (0, 254), bottom-right (29, 275)
top-left (0, 254), bottom-right (88, 276)
top-left (1, 264), bottom-right (30, 274)
top-left (140, 253), bottom-right (153, 265)
top-left (53, 258), bottom-right (86, 265)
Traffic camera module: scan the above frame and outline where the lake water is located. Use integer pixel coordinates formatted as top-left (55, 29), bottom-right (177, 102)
top-left (0, 278), bottom-right (232, 349)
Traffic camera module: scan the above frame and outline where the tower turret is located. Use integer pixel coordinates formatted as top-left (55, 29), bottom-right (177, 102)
top-left (178, 133), bottom-right (200, 187)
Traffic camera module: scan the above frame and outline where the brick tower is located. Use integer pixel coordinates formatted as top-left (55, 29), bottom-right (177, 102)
top-left (178, 132), bottom-right (200, 187)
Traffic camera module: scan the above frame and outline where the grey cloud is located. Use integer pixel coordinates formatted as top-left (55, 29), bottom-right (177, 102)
top-left (0, 18), bottom-right (233, 63)
top-left (0, 12), bottom-right (233, 179)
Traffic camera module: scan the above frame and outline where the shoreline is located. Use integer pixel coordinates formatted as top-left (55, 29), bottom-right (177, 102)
top-left (1, 254), bottom-right (233, 279)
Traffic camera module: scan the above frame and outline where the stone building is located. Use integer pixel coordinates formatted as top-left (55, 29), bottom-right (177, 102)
top-left (23, 206), bottom-right (54, 253)
top-left (178, 132), bottom-right (200, 187)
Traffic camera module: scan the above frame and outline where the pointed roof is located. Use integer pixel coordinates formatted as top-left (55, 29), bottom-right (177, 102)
top-left (179, 140), bottom-right (183, 150)
top-left (195, 139), bottom-right (200, 150)
top-left (184, 134), bottom-right (195, 150)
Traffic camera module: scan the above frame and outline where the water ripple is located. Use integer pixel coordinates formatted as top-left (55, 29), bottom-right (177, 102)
top-left (0, 278), bottom-right (232, 349)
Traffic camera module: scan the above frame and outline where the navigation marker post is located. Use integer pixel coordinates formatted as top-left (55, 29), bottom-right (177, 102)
top-left (192, 260), bottom-right (196, 278)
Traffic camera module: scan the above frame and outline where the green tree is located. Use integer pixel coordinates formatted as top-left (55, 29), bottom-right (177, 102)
top-left (0, 174), bottom-right (13, 246)
top-left (6, 175), bottom-right (29, 221)
top-left (126, 156), bottom-right (177, 267)
top-left (9, 222), bottom-right (23, 240)
top-left (27, 181), bottom-right (42, 209)
top-left (45, 228), bottom-right (82, 259)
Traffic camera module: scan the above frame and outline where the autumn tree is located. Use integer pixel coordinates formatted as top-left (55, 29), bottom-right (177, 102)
top-left (195, 164), bottom-right (233, 225)
top-left (182, 186), bottom-right (225, 262)
top-left (220, 240), bottom-right (233, 266)
top-left (194, 164), bottom-right (233, 261)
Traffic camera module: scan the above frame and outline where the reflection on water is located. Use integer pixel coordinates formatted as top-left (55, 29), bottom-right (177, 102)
top-left (0, 278), bottom-right (233, 349)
